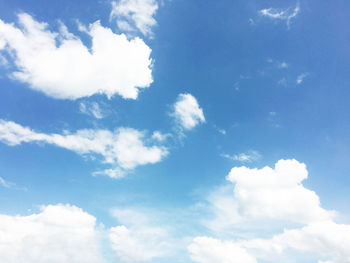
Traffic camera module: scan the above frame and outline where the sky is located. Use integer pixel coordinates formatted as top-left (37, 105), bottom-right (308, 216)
top-left (0, 0), bottom-right (350, 262)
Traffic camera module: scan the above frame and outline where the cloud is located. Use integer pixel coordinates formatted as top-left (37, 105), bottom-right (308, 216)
top-left (221, 151), bottom-right (261, 163)
top-left (259, 2), bottom-right (300, 28)
top-left (0, 176), bottom-right (12, 188)
top-left (0, 119), bottom-right (168, 177)
top-left (191, 159), bottom-right (350, 263)
top-left (79, 101), bottom-right (104, 119)
top-left (0, 13), bottom-right (153, 100)
top-left (202, 159), bottom-right (335, 234)
top-left (296, 73), bottom-right (308, 84)
top-left (0, 204), bottom-right (103, 263)
top-left (278, 62), bottom-right (288, 68)
top-left (109, 208), bottom-right (173, 262)
top-left (188, 237), bottom-right (257, 263)
top-left (0, 54), bottom-right (7, 66)
top-left (172, 93), bottom-right (205, 131)
top-left (190, 221), bottom-right (350, 263)
top-left (227, 159), bottom-right (334, 224)
top-left (213, 125), bottom-right (226, 135)
top-left (217, 129), bottom-right (226, 135)
top-left (110, 0), bottom-right (158, 37)
top-left (240, 220), bottom-right (350, 263)
top-left (151, 131), bottom-right (171, 142)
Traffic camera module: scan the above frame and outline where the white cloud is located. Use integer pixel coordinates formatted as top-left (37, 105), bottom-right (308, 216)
top-left (79, 101), bottom-right (104, 119)
top-left (296, 73), bottom-right (308, 84)
top-left (190, 221), bottom-right (350, 263)
top-left (188, 237), bottom-right (257, 263)
top-left (110, 0), bottom-right (158, 37)
top-left (0, 204), bottom-right (103, 263)
top-left (277, 77), bottom-right (287, 86)
top-left (201, 185), bottom-right (243, 235)
top-left (109, 208), bottom-right (173, 262)
top-left (217, 129), bottom-right (226, 135)
top-left (93, 167), bottom-right (126, 179)
top-left (259, 2), bottom-right (300, 28)
top-left (240, 220), bottom-right (350, 263)
top-left (202, 159), bottom-right (336, 236)
top-left (172, 93), bottom-right (205, 131)
top-left (192, 159), bottom-right (350, 263)
top-left (278, 62), bottom-right (288, 68)
top-left (0, 13), bottom-right (153, 100)
top-left (0, 176), bottom-right (12, 188)
top-left (151, 131), bottom-right (171, 142)
top-left (221, 151), bottom-right (261, 163)
top-left (213, 125), bottom-right (226, 135)
top-left (0, 54), bottom-right (7, 66)
top-left (227, 159), bottom-right (334, 224)
top-left (0, 119), bottom-right (168, 177)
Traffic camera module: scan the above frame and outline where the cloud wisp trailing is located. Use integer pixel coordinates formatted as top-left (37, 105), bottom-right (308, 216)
top-left (0, 13), bottom-right (153, 100)
top-left (79, 101), bottom-right (104, 119)
top-left (221, 151), bottom-right (261, 163)
top-left (259, 2), bottom-right (300, 29)
top-left (0, 119), bottom-right (168, 178)
top-left (0, 177), bottom-right (13, 188)
top-left (297, 73), bottom-right (309, 84)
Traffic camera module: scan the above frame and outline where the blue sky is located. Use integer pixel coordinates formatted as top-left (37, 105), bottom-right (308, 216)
top-left (0, 0), bottom-right (350, 262)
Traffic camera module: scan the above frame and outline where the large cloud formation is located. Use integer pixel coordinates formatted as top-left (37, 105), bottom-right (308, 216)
top-left (0, 13), bottom-right (153, 100)
top-left (189, 159), bottom-right (350, 263)
top-left (0, 204), bottom-right (102, 263)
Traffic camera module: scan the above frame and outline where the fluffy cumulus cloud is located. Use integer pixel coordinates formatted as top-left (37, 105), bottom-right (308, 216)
top-left (172, 93), bottom-right (205, 131)
top-left (110, 0), bottom-right (158, 37)
top-left (188, 237), bottom-right (257, 263)
top-left (0, 204), bottom-right (102, 263)
top-left (189, 159), bottom-right (350, 263)
top-left (0, 13), bottom-right (153, 100)
top-left (109, 208), bottom-right (173, 262)
top-left (227, 159), bottom-right (334, 224)
top-left (259, 2), bottom-right (300, 28)
top-left (0, 119), bottom-right (168, 177)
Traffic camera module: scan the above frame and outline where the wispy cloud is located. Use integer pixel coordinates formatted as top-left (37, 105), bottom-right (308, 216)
top-left (110, 0), bottom-right (158, 37)
top-left (297, 72), bottom-right (309, 84)
top-left (259, 2), bottom-right (300, 29)
top-left (79, 102), bottom-right (104, 119)
top-left (0, 119), bottom-right (168, 178)
top-left (0, 177), bottom-right (12, 188)
top-left (278, 62), bottom-right (289, 69)
top-left (221, 151), bottom-right (261, 163)
top-left (109, 208), bottom-right (174, 262)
